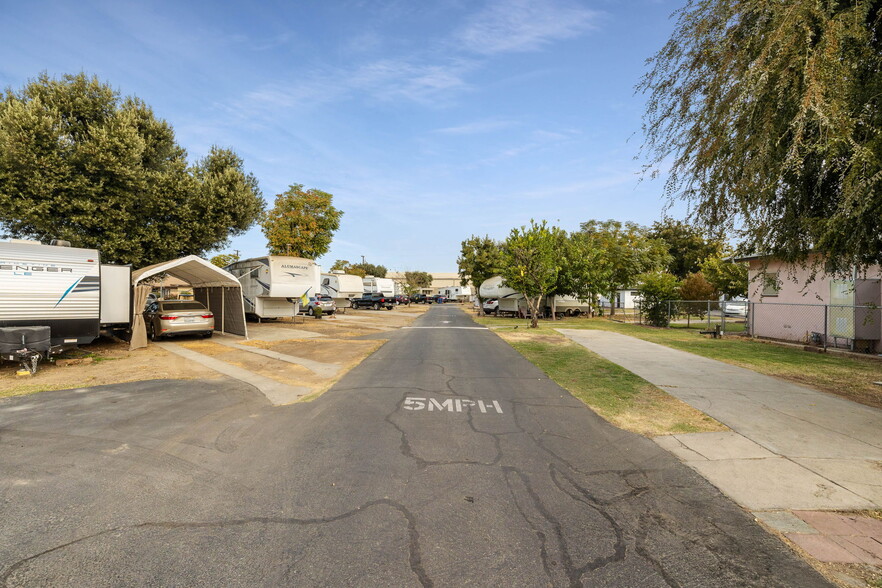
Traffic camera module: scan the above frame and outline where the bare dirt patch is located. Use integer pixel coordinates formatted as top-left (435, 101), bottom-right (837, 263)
top-left (0, 337), bottom-right (219, 399)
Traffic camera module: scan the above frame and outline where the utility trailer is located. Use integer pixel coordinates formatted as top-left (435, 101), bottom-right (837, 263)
top-left (0, 240), bottom-right (131, 373)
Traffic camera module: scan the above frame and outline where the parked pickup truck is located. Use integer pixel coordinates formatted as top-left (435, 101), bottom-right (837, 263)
top-left (350, 293), bottom-right (395, 310)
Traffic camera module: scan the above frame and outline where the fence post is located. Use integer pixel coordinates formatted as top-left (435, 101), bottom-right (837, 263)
top-left (667, 300), bottom-right (671, 327)
top-left (750, 302), bottom-right (755, 337)
top-left (823, 304), bottom-right (828, 351)
top-left (721, 302), bottom-right (726, 334)
top-left (707, 300), bottom-right (711, 330)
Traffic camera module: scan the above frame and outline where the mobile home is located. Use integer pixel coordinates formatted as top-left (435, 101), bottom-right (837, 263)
top-left (226, 256), bottom-right (320, 318)
top-left (363, 276), bottom-right (395, 297)
top-left (321, 272), bottom-right (365, 310)
top-left (0, 240), bottom-right (131, 372)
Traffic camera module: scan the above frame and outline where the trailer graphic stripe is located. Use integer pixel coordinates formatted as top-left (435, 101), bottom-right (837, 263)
top-left (54, 277), bottom-right (84, 307)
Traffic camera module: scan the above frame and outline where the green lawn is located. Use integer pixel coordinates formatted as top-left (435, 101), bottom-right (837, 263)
top-left (472, 312), bottom-right (882, 409)
top-left (497, 330), bottom-right (725, 436)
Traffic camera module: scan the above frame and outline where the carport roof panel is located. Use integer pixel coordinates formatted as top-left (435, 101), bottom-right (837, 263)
top-left (131, 255), bottom-right (240, 288)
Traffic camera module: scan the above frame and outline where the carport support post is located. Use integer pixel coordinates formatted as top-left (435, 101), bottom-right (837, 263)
top-left (221, 286), bottom-right (225, 335)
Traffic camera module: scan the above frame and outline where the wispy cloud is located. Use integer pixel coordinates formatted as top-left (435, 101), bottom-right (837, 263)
top-left (434, 119), bottom-right (516, 135)
top-left (455, 0), bottom-right (601, 55)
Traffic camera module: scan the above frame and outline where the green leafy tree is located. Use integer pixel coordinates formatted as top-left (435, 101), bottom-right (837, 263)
top-left (501, 220), bottom-right (561, 328)
top-left (0, 72), bottom-right (263, 267)
top-left (210, 253), bottom-right (240, 268)
top-left (639, 0), bottom-right (882, 273)
top-left (580, 220), bottom-right (670, 316)
top-left (553, 232), bottom-right (612, 317)
top-left (678, 271), bottom-right (719, 325)
top-left (355, 262), bottom-right (387, 278)
top-left (330, 260), bottom-right (365, 277)
top-left (457, 235), bottom-right (504, 302)
top-left (261, 184), bottom-right (342, 258)
top-left (404, 271), bottom-right (433, 295)
top-left (637, 272), bottom-right (681, 327)
top-left (701, 256), bottom-right (749, 299)
top-left (649, 218), bottom-right (723, 279)
top-left (329, 260), bottom-right (386, 278)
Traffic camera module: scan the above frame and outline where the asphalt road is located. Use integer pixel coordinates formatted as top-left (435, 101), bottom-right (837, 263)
top-left (0, 305), bottom-right (828, 586)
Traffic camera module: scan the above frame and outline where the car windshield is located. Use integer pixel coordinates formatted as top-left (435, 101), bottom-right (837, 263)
top-left (160, 301), bottom-right (206, 310)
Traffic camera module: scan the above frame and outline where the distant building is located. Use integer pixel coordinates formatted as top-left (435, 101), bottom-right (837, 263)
top-left (387, 272), bottom-right (472, 296)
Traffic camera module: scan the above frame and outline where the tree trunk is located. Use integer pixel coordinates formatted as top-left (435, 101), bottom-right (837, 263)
top-left (550, 296), bottom-right (557, 321)
top-left (609, 290), bottom-right (616, 317)
top-left (530, 296), bottom-right (541, 328)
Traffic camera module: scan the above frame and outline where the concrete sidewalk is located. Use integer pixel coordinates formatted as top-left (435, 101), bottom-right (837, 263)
top-left (556, 329), bottom-right (882, 511)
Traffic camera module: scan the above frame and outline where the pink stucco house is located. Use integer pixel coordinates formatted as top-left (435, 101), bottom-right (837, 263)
top-left (737, 254), bottom-right (881, 352)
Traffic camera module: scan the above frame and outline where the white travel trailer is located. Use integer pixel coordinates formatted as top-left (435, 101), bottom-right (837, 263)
top-left (549, 295), bottom-right (592, 317)
top-left (225, 256), bottom-right (320, 318)
top-left (479, 276), bottom-right (527, 315)
top-left (0, 240), bottom-right (131, 372)
top-left (363, 276), bottom-right (395, 297)
top-left (440, 285), bottom-right (472, 302)
top-left (321, 272), bottom-right (364, 311)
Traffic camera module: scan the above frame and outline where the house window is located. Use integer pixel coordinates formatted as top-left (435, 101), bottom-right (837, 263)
top-left (761, 272), bottom-right (779, 297)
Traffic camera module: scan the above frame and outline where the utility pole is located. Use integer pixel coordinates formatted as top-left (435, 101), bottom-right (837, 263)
top-left (361, 255), bottom-right (366, 265)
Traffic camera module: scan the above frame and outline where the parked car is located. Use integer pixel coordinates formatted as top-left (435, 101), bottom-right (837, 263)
top-left (304, 295), bottom-right (336, 316)
top-left (393, 295), bottom-right (410, 305)
top-left (482, 298), bottom-right (499, 315)
top-left (722, 300), bottom-right (748, 317)
top-left (351, 293), bottom-right (395, 310)
top-left (411, 293), bottom-right (429, 304)
top-left (144, 300), bottom-right (214, 340)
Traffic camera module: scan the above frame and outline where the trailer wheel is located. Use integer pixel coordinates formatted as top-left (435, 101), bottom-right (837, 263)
top-left (564, 309), bottom-right (573, 317)
top-left (373, 302), bottom-right (380, 310)
top-left (572, 309), bottom-right (581, 317)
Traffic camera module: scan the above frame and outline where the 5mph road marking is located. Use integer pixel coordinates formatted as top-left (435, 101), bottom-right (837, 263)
top-left (403, 397), bottom-right (503, 414)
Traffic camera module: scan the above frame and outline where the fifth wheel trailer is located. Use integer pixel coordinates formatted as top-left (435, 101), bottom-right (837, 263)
top-left (0, 240), bottom-right (131, 372)
top-left (225, 256), bottom-right (320, 318)
top-left (363, 276), bottom-right (395, 297)
top-left (320, 272), bottom-right (364, 311)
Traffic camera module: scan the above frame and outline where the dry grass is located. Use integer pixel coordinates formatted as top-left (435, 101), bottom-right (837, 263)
top-left (496, 330), bottom-right (726, 437)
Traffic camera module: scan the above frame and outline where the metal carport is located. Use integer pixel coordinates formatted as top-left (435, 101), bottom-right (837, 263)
top-left (130, 255), bottom-right (247, 349)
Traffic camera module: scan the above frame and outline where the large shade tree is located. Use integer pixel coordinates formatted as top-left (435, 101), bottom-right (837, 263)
top-left (639, 0), bottom-right (882, 274)
top-left (501, 220), bottom-right (562, 328)
top-left (261, 184), bottom-right (342, 258)
top-left (457, 235), bottom-right (504, 302)
top-left (580, 220), bottom-right (670, 316)
top-left (0, 73), bottom-right (263, 267)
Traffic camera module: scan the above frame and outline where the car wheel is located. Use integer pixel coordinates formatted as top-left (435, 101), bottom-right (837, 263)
top-left (373, 302), bottom-right (380, 310)
top-left (350, 301), bottom-right (357, 309)
top-left (147, 322), bottom-right (158, 341)
top-left (307, 306), bottom-right (314, 316)
top-left (203, 331), bottom-right (213, 338)
top-left (386, 306), bottom-right (393, 310)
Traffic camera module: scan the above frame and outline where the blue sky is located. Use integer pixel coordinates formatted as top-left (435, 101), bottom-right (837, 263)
top-left (2, 0), bottom-right (686, 272)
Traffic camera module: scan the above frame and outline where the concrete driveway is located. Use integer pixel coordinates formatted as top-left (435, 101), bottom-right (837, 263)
top-left (0, 306), bottom-right (827, 586)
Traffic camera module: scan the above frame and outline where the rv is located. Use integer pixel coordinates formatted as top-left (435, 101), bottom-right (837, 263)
top-left (320, 272), bottom-right (365, 311)
top-left (225, 256), bottom-right (320, 319)
top-left (549, 295), bottom-right (592, 317)
top-left (440, 285), bottom-right (472, 302)
top-left (479, 276), bottom-right (526, 316)
top-left (0, 240), bottom-right (131, 372)
top-left (363, 276), bottom-right (395, 297)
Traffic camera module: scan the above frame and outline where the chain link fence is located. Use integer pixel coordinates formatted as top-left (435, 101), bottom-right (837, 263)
top-left (627, 299), bottom-right (880, 353)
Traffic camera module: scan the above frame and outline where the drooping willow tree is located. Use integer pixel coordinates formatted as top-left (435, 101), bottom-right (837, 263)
top-left (639, 0), bottom-right (882, 274)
